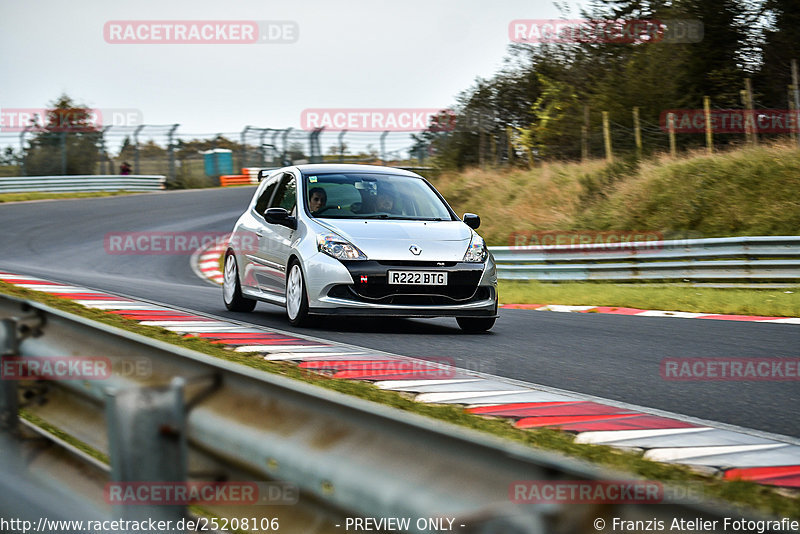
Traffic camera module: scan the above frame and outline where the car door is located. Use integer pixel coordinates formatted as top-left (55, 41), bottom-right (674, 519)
top-left (239, 173), bottom-right (280, 294)
top-left (258, 172), bottom-right (297, 297)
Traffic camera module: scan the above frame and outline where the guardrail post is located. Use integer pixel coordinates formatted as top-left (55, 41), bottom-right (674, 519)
top-left (0, 318), bottom-right (19, 435)
top-left (0, 307), bottom-right (44, 435)
top-left (105, 377), bottom-right (187, 524)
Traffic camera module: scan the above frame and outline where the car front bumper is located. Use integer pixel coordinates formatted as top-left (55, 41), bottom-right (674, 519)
top-left (303, 255), bottom-right (498, 318)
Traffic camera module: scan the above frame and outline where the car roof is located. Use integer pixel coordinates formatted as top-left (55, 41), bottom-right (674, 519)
top-left (293, 164), bottom-right (422, 178)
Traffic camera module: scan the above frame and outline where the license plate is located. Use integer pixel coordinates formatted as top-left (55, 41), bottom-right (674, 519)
top-left (388, 270), bottom-right (447, 285)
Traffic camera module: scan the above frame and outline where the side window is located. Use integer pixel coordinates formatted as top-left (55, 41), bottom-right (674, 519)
top-left (270, 173), bottom-right (297, 215)
top-left (254, 176), bottom-right (280, 215)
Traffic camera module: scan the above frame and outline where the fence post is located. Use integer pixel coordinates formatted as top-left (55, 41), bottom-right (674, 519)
top-left (704, 96), bottom-right (713, 154)
top-left (338, 130), bottom-right (347, 163)
top-left (259, 129), bottom-right (269, 165)
top-left (167, 124), bottom-right (179, 183)
top-left (602, 111), bottom-right (613, 162)
top-left (789, 86), bottom-right (798, 144)
top-left (582, 105), bottom-right (590, 161)
top-left (241, 125), bottom-right (251, 170)
top-left (133, 124), bottom-right (145, 175)
top-left (281, 128), bottom-right (292, 165)
top-left (380, 131), bottom-right (389, 165)
top-left (99, 126), bottom-right (111, 175)
top-left (212, 135), bottom-right (219, 178)
top-left (60, 131), bottom-right (67, 175)
top-left (632, 107), bottom-right (642, 158)
top-left (19, 127), bottom-right (30, 176)
top-left (506, 125), bottom-right (513, 164)
top-left (791, 59), bottom-right (800, 147)
top-left (744, 78), bottom-right (758, 146)
top-left (668, 112), bottom-right (677, 157)
top-left (270, 130), bottom-right (280, 165)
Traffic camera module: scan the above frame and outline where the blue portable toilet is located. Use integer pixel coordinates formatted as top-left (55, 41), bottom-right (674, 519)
top-left (202, 149), bottom-right (234, 176)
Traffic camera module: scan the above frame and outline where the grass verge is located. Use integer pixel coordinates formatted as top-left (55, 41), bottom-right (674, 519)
top-left (430, 142), bottom-right (800, 245)
top-left (0, 280), bottom-right (797, 517)
top-left (0, 191), bottom-right (149, 203)
top-left (499, 280), bottom-right (800, 317)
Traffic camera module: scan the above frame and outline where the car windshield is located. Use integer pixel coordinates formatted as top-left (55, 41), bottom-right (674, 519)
top-left (302, 172), bottom-right (455, 221)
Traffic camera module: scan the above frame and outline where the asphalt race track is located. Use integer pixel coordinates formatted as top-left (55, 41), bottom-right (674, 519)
top-left (0, 189), bottom-right (798, 438)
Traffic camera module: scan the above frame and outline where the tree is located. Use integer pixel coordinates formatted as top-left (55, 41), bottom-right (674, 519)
top-left (756, 0), bottom-right (800, 107)
top-left (519, 74), bottom-right (582, 158)
top-left (23, 95), bottom-right (102, 175)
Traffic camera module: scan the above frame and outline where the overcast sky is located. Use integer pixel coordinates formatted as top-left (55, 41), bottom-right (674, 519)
top-left (0, 0), bottom-right (584, 138)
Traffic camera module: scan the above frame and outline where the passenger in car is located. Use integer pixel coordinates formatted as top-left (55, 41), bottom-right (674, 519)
top-left (308, 187), bottom-right (327, 214)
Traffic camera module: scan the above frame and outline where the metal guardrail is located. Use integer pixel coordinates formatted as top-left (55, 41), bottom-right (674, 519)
top-left (0, 175), bottom-right (166, 193)
top-left (0, 295), bottom-right (757, 533)
top-left (490, 236), bottom-right (800, 281)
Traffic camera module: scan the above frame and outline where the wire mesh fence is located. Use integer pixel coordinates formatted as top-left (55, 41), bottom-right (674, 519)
top-left (1, 108), bottom-right (797, 185)
top-left (0, 126), bottom-right (432, 187)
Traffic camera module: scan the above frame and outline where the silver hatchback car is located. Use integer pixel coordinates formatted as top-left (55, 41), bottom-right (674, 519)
top-left (223, 164), bottom-right (498, 331)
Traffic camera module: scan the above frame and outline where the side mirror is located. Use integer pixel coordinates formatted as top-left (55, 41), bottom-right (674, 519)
top-left (265, 207), bottom-right (297, 230)
top-left (257, 169), bottom-right (271, 182)
top-left (463, 213), bottom-right (480, 230)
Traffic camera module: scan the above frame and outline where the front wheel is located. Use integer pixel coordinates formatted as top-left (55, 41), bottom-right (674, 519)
top-left (285, 260), bottom-right (313, 327)
top-left (456, 316), bottom-right (496, 333)
top-left (223, 251), bottom-right (256, 312)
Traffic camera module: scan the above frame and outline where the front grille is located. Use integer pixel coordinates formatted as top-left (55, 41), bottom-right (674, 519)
top-left (328, 284), bottom-right (492, 305)
top-left (336, 260), bottom-right (487, 303)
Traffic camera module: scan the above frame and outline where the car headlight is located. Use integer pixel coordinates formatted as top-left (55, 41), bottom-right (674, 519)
top-left (317, 233), bottom-right (367, 261)
top-left (463, 234), bottom-right (488, 262)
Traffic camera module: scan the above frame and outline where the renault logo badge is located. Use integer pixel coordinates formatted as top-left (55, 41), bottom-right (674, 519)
top-left (409, 245), bottom-right (422, 255)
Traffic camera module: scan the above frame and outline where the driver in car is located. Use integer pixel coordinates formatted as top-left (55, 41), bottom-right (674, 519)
top-left (308, 187), bottom-right (327, 214)
top-left (375, 191), bottom-right (395, 212)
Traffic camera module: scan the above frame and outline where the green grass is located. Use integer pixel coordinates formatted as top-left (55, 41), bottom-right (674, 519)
top-left (430, 142), bottom-right (800, 246)
top-left (1, 280), bottom-right (798, 517)
top-left (499, 280), bottom-right (800, 317)
top-left (0, 191), bottom-right (148, 203)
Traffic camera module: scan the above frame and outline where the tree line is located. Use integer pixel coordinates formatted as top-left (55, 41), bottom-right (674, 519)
top-left (414, 0), bottom-right (800, 168)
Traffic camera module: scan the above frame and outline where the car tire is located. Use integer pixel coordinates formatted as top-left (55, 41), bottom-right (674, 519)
top-left (223, 251), bottom-right (257, 312)
top-left (286, 260), bottom-right (313, 327)
top-left (456, 316), bottom-right (496, 333)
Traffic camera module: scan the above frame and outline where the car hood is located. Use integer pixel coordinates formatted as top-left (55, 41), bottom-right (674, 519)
top-left (316, 219), bottom-right (472, 261)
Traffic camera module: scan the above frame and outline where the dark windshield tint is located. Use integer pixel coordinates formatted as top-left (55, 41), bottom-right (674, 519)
top-left (302, 173), bottom-right (454, 220)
